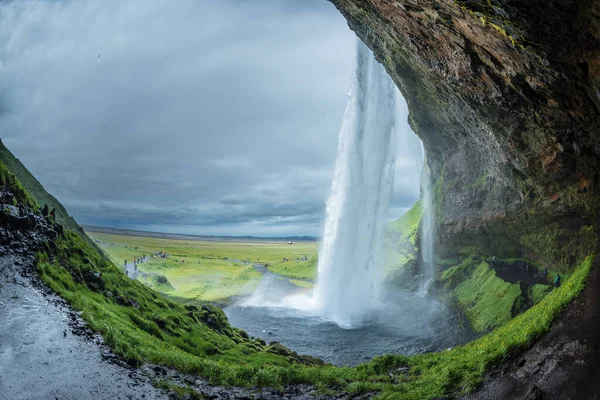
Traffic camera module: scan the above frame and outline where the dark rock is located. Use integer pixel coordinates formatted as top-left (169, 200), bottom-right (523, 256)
top-left (525, 385), bottom-right (544, 400)
top-left (82, 270), bottom-right (104, 292)
top-left (127, 299), bottom-right (140, 309)
top-left (206, 316), bottom-right (219, 330)
top-left (114, 295), bottom-right (128, 306)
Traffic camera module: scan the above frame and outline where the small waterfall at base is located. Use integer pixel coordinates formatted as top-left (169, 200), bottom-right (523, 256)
top-left (312, 39), bottom-right (400, 328)
top-left (417, 159), bottom-right (435, 296)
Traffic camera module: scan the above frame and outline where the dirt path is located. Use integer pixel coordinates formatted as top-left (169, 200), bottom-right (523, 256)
top-left (465, 257), bottom-right (600, 400)
top-left (0, 254), bottom-right (167, 400)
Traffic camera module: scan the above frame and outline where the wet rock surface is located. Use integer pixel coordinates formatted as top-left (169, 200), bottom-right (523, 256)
top-left (0, 211), bottom-right (167, 400)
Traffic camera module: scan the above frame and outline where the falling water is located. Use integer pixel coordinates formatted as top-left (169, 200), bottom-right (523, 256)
top-left (313, 40), bottom-right (400, 328)
top-left (417, 159), bottom-right (435, 295)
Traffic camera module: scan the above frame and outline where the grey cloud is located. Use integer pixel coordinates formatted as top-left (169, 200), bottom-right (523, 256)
top-left (0, 0), bottom-right (422, 236)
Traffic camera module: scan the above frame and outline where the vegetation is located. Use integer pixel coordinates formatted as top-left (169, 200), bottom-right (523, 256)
top-left (89, 231), bottom-right (315, 301)
top-left (388, 200), bottom-right (423, 247)
top-left (39, 227), bottom-right (594, 398)
top-left (289, 279), bottom-right (314, 289)
top-left (2, 158), bottom-right (595, 399)
top-left (441, 258), bottom-right (554, 332)
top-left (267, 258), bottom-right (317, 280)
top-left (0, 161), bottom-right (38, 209)
top-left (89, 231), bottom-right (318, 265)
top-left (38, 231), bottom-right (301, 368)
top-left (453, 261), bottom-right (522, 332)
top-left (384, 200), bottom-right (423, 277)
top-left (0, 140), bottom-right (102, 251)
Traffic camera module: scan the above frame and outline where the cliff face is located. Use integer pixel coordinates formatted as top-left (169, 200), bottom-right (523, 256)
top-left (329, 0), bottom-right (600, 269)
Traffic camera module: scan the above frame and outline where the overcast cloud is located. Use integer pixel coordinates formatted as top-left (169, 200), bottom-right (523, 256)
top-left (0, 0), bottom-right (422, 237)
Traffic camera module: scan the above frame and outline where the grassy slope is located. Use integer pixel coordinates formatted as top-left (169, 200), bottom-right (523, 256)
top-left (388, 200), bottom-right (423, 247)
top-left (0, 161), bottom-right (38, 209)
top-left (38, 231), bottom-right (297, 367)
top-left (0, 140), bottom-right (101, 252)
top-left (441, 258), bottom-right (554, 332)
top-left (41, 229), bottom-right (592, 399)
top-left (454, 262), bottom-right (522, 332)
top-left (2, 155), bottom-right (595, 399)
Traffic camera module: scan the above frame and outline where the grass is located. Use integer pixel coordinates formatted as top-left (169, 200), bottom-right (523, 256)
top-left (154, 259), bottom-right (261, 302)
top-left (38, 231), bottom-right (301, 369)
top-left (0, 142), bottom-right (103, 252)
top-left (88, 231), bottom-right (316, 301)
top-left (388, 200), bottom-right (423, 247)
top-left (383, 200), bottom-right (424, 277)
top-left (0, 161), bottom-right (38, 210)
top-left (529, 284), bottom-right (552, 305)
top-left (453, 262), bottom-right (522, 332)
top-left (3, 163), bottom-right (595, 399)
top-left (88, 231), bottom-right (318, 265)
top-left (267, 258), bottom-right (317, 280)
top-left (40, 227), bottom-right (595, 398)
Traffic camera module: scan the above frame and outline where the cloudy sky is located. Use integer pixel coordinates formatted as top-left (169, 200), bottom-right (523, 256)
top-left (0, 0), bottom-right (422, 237)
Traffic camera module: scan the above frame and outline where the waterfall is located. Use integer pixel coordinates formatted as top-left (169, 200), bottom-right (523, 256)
top-left (417, 159), bottom-right (435, 296)
top-left (313, 40), bottom-right (400, 328)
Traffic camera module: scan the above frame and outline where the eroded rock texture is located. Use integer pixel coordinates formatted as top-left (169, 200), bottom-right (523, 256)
top-left (329, 0), bottom-right (600, 268)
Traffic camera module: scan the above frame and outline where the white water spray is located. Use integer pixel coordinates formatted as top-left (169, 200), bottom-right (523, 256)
top-left (417, 159), bottom-right (435, 295)
top-left (312, 40), bottom-right (401, 328)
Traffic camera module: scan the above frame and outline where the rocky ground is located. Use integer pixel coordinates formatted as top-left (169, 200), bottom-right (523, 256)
top-left (465, 258), bottom-right (600, 400)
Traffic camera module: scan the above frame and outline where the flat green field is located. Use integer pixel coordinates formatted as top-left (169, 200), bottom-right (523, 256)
top-left (87, 231), bottom-right (319, 302)
top-left (88, 214), bottom-right (418, 302)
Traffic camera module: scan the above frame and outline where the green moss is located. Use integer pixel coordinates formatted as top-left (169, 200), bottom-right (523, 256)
top-left (440, 257), bottom-right (477, 288)
top-left (454, 262), bottom-right (522, 332)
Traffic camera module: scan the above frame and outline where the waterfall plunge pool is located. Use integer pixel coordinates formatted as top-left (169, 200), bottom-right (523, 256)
top-left (224, 274), bottom-right (468, 366)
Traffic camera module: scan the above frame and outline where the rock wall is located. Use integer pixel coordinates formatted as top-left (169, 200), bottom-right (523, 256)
top-left (329, 0), bottom-right (600, 269)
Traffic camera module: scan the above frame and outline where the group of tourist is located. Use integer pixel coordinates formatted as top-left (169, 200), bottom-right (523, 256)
top-left (123, 251), bottom-right (169, 277)
top-left (281, 255), bottom-right (310, 262)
